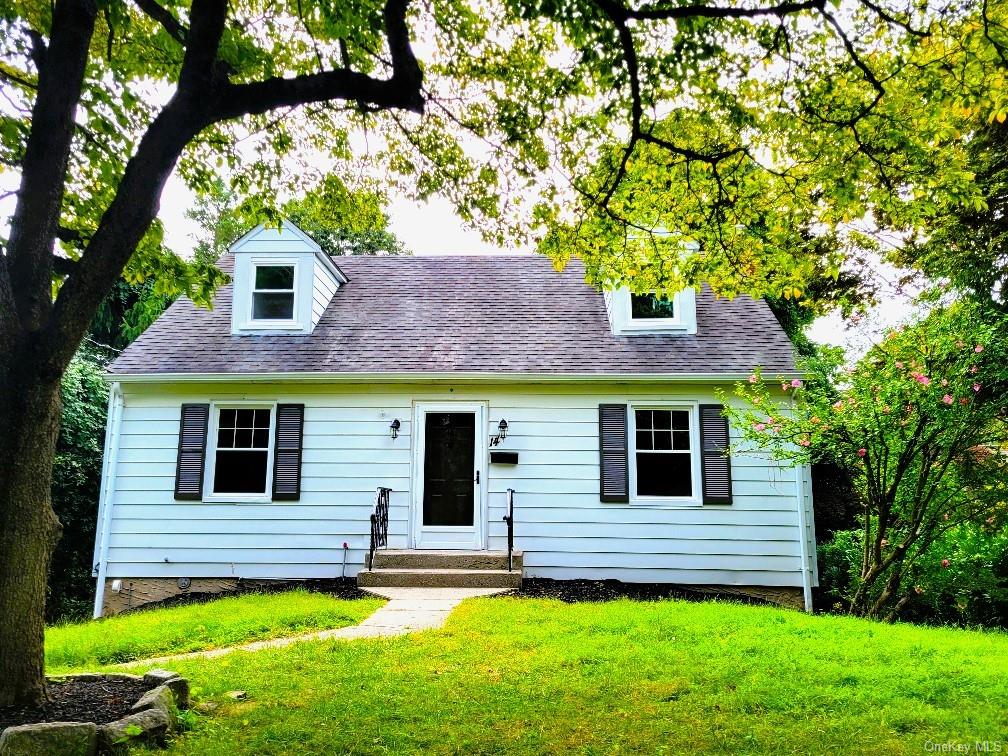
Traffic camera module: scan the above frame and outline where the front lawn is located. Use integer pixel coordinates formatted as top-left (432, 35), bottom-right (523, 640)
top-left (46, 589), bottom-right (383, 671)
top-left (120, 596), bottom-right (1008, 754)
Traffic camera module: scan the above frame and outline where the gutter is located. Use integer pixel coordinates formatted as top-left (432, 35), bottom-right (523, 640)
top-left (92, 381), bottom-right (123, 619)
top-left (105, 370), bottom-right (805, 385)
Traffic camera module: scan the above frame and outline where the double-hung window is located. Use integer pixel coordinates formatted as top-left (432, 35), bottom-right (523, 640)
top-left (210, 407), bottom-right (274, 497)
top-left (251, 264), bottom-right (296, 322)
top-left (632, 407), bottom-right (696, 499)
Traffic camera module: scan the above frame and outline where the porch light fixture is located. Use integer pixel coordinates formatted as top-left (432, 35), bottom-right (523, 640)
top-left (490, 418), bottom-right (508, 447)
top-left (389, 418), bottom-right (401, 439)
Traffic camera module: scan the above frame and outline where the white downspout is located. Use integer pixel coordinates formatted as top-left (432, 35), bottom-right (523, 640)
top-left (92, 382), bottom-right (123, 618)
top-left (795, 462), bottom-right (813, 612)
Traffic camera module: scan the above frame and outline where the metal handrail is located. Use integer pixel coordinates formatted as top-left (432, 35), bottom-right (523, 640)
top-left (369, 487), bottom-right (391, 571)
top-left (503, 488), bottom-right (515, 572)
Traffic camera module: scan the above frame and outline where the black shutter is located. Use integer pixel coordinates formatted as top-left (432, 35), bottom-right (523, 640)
top-left (174, 404), bottom-right (209, 500)
top-left (273, 404), bottom-right (305, 501)
top-left (599, 404), bottom-right (629, 503)
top-left (700, 404), bottom-right (732, 504)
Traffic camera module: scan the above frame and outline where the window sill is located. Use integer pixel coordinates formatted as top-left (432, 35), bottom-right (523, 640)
top-left (240, 320), bottom-right (303, 331)
top-left (202, 494), bottom-right (274, 504)
top-left (627, 497), bottom-right (704, 508)
top-left (616, 323), bottom-right (690, 335)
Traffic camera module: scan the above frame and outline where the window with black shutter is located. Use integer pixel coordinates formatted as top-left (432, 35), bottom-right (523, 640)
top-left (699, 404), bottom-right (733, 504)
top-left (599, 404), bottom-right (629, 503)
top-left (174, 404), bottom-right (209, 500)
top-left (273, 404), bottom-right (305, 500)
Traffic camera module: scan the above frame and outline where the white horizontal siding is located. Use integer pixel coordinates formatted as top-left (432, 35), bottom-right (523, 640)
top-left (311, 256), bottom-right (339, 328)
top-left (101, 381), bottom-right (807, 588)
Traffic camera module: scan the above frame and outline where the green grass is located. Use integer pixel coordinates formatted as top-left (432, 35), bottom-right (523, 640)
top-left (46, 590), bottom-right (383, 671)
top-left (103, 596), bottom-right (1008, 755)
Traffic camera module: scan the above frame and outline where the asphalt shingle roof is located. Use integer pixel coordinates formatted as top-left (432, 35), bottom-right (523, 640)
top-left (109, 254), bottom-right (796, 377)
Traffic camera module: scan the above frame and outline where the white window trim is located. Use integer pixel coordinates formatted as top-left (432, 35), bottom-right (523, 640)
top-left (202, 400), bottom-right (277, 503)
top-left (609, 287), bottom-right (697, 335)
top-left (628, 401), bottom-right (703, 507)
top-left (246, 259), bottom-right (301, 330)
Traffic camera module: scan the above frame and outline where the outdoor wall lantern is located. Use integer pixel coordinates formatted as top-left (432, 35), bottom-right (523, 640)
top-left (490, 418), bottom-right (508, 447)
top-left (389, 419), bottom-right (401, 439)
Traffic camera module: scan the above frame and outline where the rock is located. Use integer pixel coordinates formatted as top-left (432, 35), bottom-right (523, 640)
top-left (129, 685), bottom-right (175, 718)
top-left (0, 721), bottom-right (97, 756)
top-left (225, 690), bottom-right (247, 701)
top-left (98, 708), bottom-right (171, 752)
top-left (141, 669), bottom-right (179, 685)
top-left (163, 678), bottom-right (190, 710)
top-left (195, 701), bottom-right (218, 715)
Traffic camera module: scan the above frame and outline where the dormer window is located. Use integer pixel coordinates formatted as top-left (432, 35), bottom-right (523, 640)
top-left (630, 293), bottom-right (677, 320)
top-left (230, 220), bottom-right (348, 335)
top-left (607, 287), bottom-right (697, 335)
top-left (252, 264), bottom-right (296, 321)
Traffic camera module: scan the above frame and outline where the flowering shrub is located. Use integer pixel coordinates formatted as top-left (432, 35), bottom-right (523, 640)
top-left (724, 302), bottom-right (1008, 621)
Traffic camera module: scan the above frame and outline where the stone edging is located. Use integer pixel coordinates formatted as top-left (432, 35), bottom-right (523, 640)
top-left (0, 669), bottom-right (189, 756)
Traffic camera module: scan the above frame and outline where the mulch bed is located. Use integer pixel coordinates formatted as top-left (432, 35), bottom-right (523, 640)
top-left (132, 577), bottom-right (371, 614)
top-left (0, 676), bottom-right (156, 732)
top-left (515, 578), bottom-right (765, 605)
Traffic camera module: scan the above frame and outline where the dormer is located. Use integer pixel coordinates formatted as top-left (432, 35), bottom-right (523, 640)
top-left (605, 287), bottom-right (697, 335)
top-left (229, 220), bottom-right (348, 335)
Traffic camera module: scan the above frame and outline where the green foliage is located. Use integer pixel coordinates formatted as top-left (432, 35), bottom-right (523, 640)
top-left (45, 589), bottom-right (383, 671)
top-left (725, 301), bottom-right (1008, 620)
top-left (48, 348), bottom-right (109, 622)
top-left (123, 597), bottom-right (1008, 754)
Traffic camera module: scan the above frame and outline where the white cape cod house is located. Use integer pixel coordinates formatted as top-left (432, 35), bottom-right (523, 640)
top-left (91, 221), bottom-right (817, 616)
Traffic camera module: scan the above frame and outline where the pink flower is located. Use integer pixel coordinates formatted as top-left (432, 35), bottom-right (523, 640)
top-left (791, 379), bottom-right (802, 388)
top-left (973, 383), bottom-right (980, 392)
top-left (857, 448), bottom-right (867, 458)
top-left (975, 344), bottom-right (984, 353)
top-left (748, 374), bottom-right (758, 384)
top-left (895, 361), bottom-right (904, 369)
top-left (910, 372), bottom-right (931, 386)
top-left (833, 400), bottom-right (844, 411)
top-left (941, 559), bottom-right (950, 569)
top-left (987, 516), bottom-right (997, 526)
top-left (971, 365), bottom-right (978, 374)
top-left (754, 422), bottom-right (766, 432)
top-left (942, 394), bottom-right (954, 405)
top-left (799, 437), bottom-right (811, 447)
top-left (782, 382), bottom-right (789, 392)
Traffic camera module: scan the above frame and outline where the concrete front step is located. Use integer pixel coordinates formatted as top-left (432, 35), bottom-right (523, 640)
top-left (357, 567), bottom-right (522, 589)
top-left (372, 549), bottom-right (523, 571)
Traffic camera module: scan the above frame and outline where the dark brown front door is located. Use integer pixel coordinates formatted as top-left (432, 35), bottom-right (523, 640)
top-left (422, 412), bottom-right (476, 527)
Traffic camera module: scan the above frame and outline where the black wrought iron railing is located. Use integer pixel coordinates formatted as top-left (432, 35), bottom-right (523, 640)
top-left (503, 488), bottom-right (515, 572)
top-left (369, 487), bottom-right (391, 571)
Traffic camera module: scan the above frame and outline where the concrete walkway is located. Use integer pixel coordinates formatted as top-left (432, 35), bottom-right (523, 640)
top-left (124, 587), bottom-right (509, 667)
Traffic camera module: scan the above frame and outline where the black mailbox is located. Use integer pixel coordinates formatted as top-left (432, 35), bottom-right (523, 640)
top-left (490, 451), bottom-right (519, 465)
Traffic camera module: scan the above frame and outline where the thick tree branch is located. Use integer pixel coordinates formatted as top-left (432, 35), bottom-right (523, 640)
top-left (179, 0), bottom-right (229, 89)
top-left (622, 0), bottom-right (824, 21)
top-left (214, 0), bottom-right (423, 119)
top-left (6, 0), bottom-right (97, 338)
top-left (131, 0), bottom-right (187, 45)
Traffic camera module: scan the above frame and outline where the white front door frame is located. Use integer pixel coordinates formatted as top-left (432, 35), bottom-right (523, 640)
top-left (411, 401), bottom-right (488, 550)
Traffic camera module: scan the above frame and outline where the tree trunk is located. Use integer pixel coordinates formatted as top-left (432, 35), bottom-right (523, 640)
top-left (0, 355), bottom-right (64, 707)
